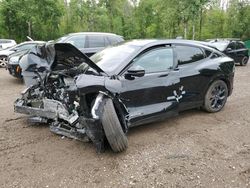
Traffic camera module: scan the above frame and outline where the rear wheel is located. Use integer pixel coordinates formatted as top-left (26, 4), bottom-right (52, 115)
top-left (240, 56), bottom-right (249, 66)
top-left (203, 80), bottom-right (228, 113)
top-left (100, 98), bottom-right (128, 152)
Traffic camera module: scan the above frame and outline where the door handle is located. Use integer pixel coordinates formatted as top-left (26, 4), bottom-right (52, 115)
top-left (158, 74), bottom-right (169, 77)
top-left (174, 67), bottom-right (179, 71)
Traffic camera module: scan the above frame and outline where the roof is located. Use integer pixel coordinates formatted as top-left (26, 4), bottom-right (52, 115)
top-left (68, 32), bottom-right (122, 36)
top-left (0, 39), bottom-right (16, 42)
top-left (123, 39), bottom-right (218, 50)
top-left (19, 41), bottom-right (45, 44)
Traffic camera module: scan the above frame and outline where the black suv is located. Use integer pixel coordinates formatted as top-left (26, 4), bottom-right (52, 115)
top-left (207, 39), bottom-right (249, 66)
top-left (56, 32), bottom-right (124, 57)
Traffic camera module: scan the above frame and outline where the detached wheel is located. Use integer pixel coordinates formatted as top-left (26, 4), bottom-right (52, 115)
top-left (240, 56), bottom-right (249, 66)
top-left (203, 80), bottom-right (228, 113)
top-left (0, 56), bottom-right (7, 68)
top-left (101, 98), bottom-right (128, 152)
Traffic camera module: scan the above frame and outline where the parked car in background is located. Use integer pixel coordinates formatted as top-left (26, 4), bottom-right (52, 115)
top-left (15, 40), bottom-right (235, 152)
top-left (0, 41), bottom-right (44, 68)
top-left (207, 39), bottom-right (249, 66)
top-left (6, 41), bottom-right (45, 78)
top-left (55, 32), bottom-right (124, 57)
top-left (0, 39), bottom-right (16, 50)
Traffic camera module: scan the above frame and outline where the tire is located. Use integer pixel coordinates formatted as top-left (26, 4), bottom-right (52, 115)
top-left (240, 56), bottom-right (249, 66)
top-left (100, 98), bottom-right (128, 152)
top-left (0, 56), bottom-right (7, 68)
top-left (203, 80), bottom-right (228, 113)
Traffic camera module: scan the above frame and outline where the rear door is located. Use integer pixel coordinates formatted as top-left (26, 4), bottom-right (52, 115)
top-left (225, 42), bottom-right (236, 61)
top-left (174, 44), bottom-right (209, 110)
top-left (235, 42), bottom-right (248, 62)
top-left (119, 46), bottom-right (180, 127)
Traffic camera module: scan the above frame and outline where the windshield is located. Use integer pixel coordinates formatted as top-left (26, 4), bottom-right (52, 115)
top-left (209, 42), bottom-right (229, 51)
top-left (90, 44), bottom-right (140, 74)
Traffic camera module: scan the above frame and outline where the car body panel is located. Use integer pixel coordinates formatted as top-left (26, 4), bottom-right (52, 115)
top-left (6, 41), bottom-right (46, 78)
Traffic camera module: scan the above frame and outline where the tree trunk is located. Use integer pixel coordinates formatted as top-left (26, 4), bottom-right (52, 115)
top-left (199, 8), bottom-right (203, 40)
top-left (184, 22), bottom-right (188, 39)
top-left (192, 23), bottom-right (195, 40)
top-left (27, 21), bottom-right (32, 37)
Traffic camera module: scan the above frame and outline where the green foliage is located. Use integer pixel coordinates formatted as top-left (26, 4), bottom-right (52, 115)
top-left (0, 0), bottom-right (250, 42)
top-left (0, 0), bottom-right (64, 42)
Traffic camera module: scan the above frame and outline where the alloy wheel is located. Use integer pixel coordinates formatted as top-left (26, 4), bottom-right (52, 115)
top-left (241, 56), bottom-right (248, 66)
top-left (208, 83), bottom-right (227, 111)
top-left (0, 56), bottom-right (7, 68)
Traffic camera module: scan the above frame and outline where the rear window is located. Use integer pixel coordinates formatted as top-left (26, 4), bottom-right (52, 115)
top-left (0, 40), bottom-right (12, 44)
top-left (236, 42), bottom-right (246, 49)
top-left (108, 35), bottom-right (123, 45)
top-left (176, 45), bottom-right (205, 65)
top-left (87, 35), bottom-right (105, 48)
top-left (65, 35), bottom-right (86, 49)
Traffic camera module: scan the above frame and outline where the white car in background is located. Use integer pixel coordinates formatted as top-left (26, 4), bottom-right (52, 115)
top-left (0, 39), bottom-right (16, 50)
top-left (0, 41), bottom-right (44, 68)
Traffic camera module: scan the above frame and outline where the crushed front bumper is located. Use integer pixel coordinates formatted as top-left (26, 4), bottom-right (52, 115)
top-left (14, 98), bottom-right (105, 152)
top-left (14, 98), bottom-right (78, 124)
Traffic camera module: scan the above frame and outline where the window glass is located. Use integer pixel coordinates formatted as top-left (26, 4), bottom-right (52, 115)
top-left (236, 42), bottom-right (245, 49)
top-left (88, 35), bottom-right (105, 48)
top-left (176, 45), bottom-right (205, 65)
top-left (227, 42), bottom-right (235, 50)
top-left (211, 52), bottom-right (221, 59)
top-left (131, 48), bottom-right (174, 73)
top-left (16, 44), bottom-right (36, 51)
top-left (66, 35), bottom-right (86, 49)
top-left (108, 36), bottom-right (120, 45)
top-left (91, 44), bottom-right (140, 74)
top-left (205, 49), bottom-right (212, 57)
top-left (0, 40), bottom-right (11, 44)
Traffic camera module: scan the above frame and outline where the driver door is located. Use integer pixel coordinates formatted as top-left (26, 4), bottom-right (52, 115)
top-left (119, 46), bottom-right (181, 127)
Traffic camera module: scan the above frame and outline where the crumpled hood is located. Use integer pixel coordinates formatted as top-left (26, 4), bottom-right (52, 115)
top-left (19, 42), bottom-right (105, 74)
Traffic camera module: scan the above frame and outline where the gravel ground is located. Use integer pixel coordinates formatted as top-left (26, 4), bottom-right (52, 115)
top-left (0, 62), bottom-right (250, 188)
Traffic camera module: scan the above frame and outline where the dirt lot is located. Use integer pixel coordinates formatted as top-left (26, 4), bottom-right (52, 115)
top-left (0, 63), bottom-right (250, 188)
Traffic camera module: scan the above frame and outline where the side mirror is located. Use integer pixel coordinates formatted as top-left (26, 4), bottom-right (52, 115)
top-left (226, 48), bottom-right (232, 52)
top-left (125, 65), bottom-right (145, 80)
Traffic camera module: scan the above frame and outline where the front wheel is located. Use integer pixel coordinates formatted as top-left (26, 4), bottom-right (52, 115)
top-left (203, 80), bottom-right (228, 113)
top-left (240, 56), bottom-right (249, 66)
top-left (100, 98), bottom-right (128, 152)
top-left (0, 56), bottom-right (7, 68)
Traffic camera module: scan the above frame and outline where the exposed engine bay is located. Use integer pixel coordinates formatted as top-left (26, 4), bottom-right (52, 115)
top-left (16, 67), bottom-right (110, 152)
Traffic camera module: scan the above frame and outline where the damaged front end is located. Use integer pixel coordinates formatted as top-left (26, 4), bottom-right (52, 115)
top-left (14, 43), bottom-right (118, 152)
top-left (15, 86), bottom-right (107, 151)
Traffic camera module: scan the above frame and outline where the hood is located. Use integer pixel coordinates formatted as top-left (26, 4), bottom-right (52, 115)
top-left (19, 42), bottom-right (105, 74)
top-left (0, 48), bottom-right (14, 56)
top-left (54, 43), bottom-right (105, 74)
top-left (8, 49), bottom-right (29, 59)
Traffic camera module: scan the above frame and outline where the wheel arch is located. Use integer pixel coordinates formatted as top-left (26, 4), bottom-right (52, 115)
top-left (80, 89), bottom-right (129, 133)
top-left (203, 75), bottom-right (231, 101)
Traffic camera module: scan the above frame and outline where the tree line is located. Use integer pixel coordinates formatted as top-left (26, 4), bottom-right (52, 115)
top-left (0, 0), bottom-right (249, 43)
